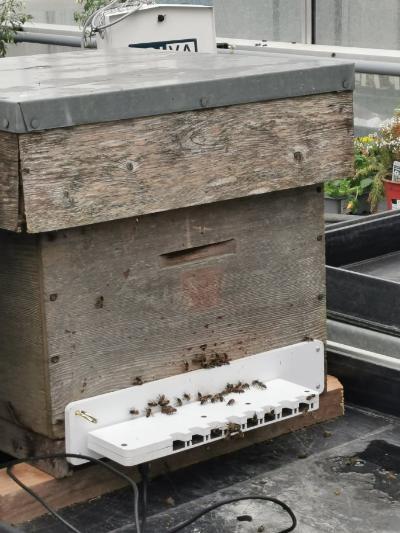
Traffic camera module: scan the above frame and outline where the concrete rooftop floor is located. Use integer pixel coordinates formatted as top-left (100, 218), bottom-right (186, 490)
top-left (22, 404), bottom-right (400, 533)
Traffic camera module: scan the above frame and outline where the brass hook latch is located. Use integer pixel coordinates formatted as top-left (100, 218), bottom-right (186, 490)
top-left (75, 410), bottom-right (98, 424)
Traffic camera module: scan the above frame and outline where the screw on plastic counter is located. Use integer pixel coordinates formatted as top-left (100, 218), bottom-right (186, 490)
top-left (30, 118), bottom-right (40, 129)
top-left (0, 118), bottom-right (9, 129)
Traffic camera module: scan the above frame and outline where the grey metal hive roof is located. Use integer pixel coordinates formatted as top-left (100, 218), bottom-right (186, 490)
top-left (0, 48), bottom-right (354, 133)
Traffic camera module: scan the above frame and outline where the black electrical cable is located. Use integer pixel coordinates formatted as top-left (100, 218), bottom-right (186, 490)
top-left (5, 454), bottom-right (297, 533)
top-left (138, 463), bottom-right (150, 533)
top-left (138, 464), bottom-right (296, 533)
top-left (5, 453), bottom-right (141, 533)
top-left (165, 496), bottom-right (297, 533)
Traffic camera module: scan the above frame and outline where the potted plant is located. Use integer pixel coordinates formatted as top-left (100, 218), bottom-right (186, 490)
top-left (325, 124), bottom-right (399, 215)
top-left (373, 113), bottom-right (400, 210)
top-left (324, 174), bottom-right (374, 215)
top-left (0, 0), bottom-right (32, 58)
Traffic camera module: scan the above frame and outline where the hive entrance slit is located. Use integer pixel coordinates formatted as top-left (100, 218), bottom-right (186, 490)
top-left (173, 440), bottom-right (185, 451)
top-left (210, 428), bottom-right (223, 439)
top-left (281, 408), bottom-right (293, 418)
top-left (191, 434), bottom-right (204, 445)
top-left (299, 403), bottom-right (309, 413)
top-left (247, 415), bottom-right (259, 428)
top-left (264, 411), bottom-right (275, 422)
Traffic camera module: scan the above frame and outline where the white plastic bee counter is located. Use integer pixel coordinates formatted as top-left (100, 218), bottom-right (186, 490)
top-left (66, 341), bottom-right (324, 467)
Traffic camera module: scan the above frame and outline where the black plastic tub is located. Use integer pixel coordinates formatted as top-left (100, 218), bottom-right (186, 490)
top-left (326, 211), bottom-right (400, 336)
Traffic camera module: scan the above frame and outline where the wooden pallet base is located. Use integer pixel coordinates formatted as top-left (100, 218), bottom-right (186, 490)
top-left (0, 376), bottom-right (343, 526)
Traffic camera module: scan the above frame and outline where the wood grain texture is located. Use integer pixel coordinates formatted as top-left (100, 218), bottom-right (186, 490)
top-left (0, 418), bottom-right (69, 479)
top-left (0, 376), bottom-right (343, 523)
top-left (39, 186), bottom-right (326, 436)
top-left (19, 92), bottom-right (353, 233)
top-left (0, 132), bottom-right (20, 231)
top-left (0, 231), bottom-right (50, 438)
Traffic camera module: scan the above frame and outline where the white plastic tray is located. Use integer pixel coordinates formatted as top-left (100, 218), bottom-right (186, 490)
top-left (66, 340), bottom-right (324, 466)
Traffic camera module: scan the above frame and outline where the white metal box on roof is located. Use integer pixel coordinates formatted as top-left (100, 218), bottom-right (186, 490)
top-left (95, 3), bottom-right (217, 52)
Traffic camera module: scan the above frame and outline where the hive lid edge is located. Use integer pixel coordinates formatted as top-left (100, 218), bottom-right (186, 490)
top-left (0, 49), bottom-right (355, 133)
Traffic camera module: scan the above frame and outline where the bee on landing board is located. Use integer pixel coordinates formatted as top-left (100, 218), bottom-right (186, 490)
top-left (252, 380), bottom-right (267, 390)
top-left (161, 405), bottom-right (177, 415)
top-left (157, 395), bottom-right (170, 407)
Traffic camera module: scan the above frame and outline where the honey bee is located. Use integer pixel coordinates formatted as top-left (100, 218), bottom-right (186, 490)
top-left (157, 395), bottom-right (170, 407)
top-left (211, 394), bottom-right (224, 403)
top-left (145, 408), bottom-right (153, 418)
top-left (132, 376), bottom-right (143, 386)
top-left (225, 422), bottom-right (243, 440)
top-left (252, 380), bottom-right (267, 390)
top-left (227, 399), bottom-right (235, 406)
top-left (223, 383), bottom-right (234, 395)
top-left (161, 405), bottom-right (177, 415)
top-left (306, 394), bottom-right (316, 401)
top-left (176, 398), bottom-right (183, 407)
top-left (148, 400), bottom-right (158, 407)
top-left (232, 382), bottom-right (246, 394)
top-left (183, 360), bottom-right (190, 372)
top-left (222, 353), bottom-right (231, 365)
top-left (198, 393), bottom-right (212, 405)
top-left (192, 354), bottom-right (207, 365)
top-left (183, 393), bottom-right (191, 401)
top-left (129, 408), bottom-right (139, 416)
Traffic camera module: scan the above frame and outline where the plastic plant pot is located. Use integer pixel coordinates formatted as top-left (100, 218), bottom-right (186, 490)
top-left (384, 179), bottom-right (400, 210)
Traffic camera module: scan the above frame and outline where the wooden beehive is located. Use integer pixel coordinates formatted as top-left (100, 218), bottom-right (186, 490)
top-left (0, 49), bottom-right (354, 476)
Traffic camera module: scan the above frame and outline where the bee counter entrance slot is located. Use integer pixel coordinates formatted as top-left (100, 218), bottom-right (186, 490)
top-left (66, 341), bottom-right (324, 467)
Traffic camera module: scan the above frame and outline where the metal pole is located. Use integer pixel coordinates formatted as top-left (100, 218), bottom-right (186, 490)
top-left (303, 0), bottom-right (314, 45)
top-left (14, 31), bottom-right (83, 48)
top-left (355, 60), bottom-right (400, 77)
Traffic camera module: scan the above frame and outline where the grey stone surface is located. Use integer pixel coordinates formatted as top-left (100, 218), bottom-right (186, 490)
top-left (22, 406), bottom-right (400, 532)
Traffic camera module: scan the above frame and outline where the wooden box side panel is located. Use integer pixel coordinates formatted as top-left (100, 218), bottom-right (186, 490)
top-left (40, 186), bottom-right (326, 437)
top-left (0, 132), bottom-right (20, 232)
top-left (0, 231), bottom-right (50, 442)
top-left (19, 92), bottom-right (353, 233)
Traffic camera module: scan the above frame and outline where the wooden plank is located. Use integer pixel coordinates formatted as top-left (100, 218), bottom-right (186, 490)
top-left (0, 418), bottom-right (69, 479)
top-left (0, 376), bottom-right (343, 525)
top-left (19, 92), bottom-right (353, 233)
top-left (0, 132), bottom-right (20, 232)
top-left (39, 187), bottom-right (326, 436)
top-left (0, 231), bottom-right (50, 438)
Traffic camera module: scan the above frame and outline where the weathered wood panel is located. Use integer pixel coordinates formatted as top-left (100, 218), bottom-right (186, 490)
top-left (0, 231), bottom-right (50, 437)
top-left (19, 92), bottom-right (353, 233)
top-left (0, 132), bottom-right (20, 231)
top-left (39, 186), bottom-right (326, 436)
